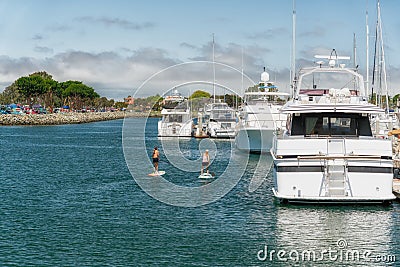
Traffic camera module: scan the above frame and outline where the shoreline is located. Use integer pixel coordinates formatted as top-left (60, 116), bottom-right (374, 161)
top-left (0, 111), bottom-right (159, 126)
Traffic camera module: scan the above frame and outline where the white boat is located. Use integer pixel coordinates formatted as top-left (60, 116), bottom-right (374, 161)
top-left (235, 70), bottom-right (289, 153)
top-left (271, 51), bottom-right (395, 204)
top-left (158, 90), bottom-right (193, 137)
top-left (205, 102), bottom-right (237, 138)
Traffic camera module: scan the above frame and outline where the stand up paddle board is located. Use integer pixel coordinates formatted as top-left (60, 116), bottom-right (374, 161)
top-left (198, 172), bottom-right (214, 179)
top-left (148, 171), bottom-right (166, 176)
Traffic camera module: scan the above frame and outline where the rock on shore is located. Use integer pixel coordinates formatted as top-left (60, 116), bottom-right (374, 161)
top-left (0, 111), bottom-right (150, 126)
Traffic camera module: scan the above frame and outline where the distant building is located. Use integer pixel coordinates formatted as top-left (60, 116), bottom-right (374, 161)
top-left (124, 96), bottom-right (134, 105)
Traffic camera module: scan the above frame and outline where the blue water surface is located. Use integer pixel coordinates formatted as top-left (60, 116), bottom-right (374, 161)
top-left (0, 118), bottom-right (399, 266)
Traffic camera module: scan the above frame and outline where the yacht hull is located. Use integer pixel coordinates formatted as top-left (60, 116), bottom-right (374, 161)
top-left (208, 121), bottom-right (236, 139)
top-left (235, 128), bottom-right (274, 153)
top-left (273, 188), bottom-right (394, 204)
top-left (271, 138), bottom-right (396, 204)
top-left (272, 171), bottom-right (395, 204)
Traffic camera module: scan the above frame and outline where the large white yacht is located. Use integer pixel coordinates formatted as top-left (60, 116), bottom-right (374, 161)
top-left (158, 90), bottom-right (193, 137)
top-left (271, 51), bottom-right (395, 204)
top-left (235, 70), bottom-right (289, 153)
top-left (204, 102), bottom-right (237, 138)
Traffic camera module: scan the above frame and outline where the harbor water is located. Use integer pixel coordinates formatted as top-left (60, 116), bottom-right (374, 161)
top-left (1, 117), bottom-right (399, 266)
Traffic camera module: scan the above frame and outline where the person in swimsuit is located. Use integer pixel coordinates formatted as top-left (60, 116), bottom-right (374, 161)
top-left (152, 146), bottom-right (160, 173)
top-left (201, 149), bottom-right (210, 175)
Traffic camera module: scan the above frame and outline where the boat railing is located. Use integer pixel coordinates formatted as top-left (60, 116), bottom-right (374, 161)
top-left (243, 118), bottom-right (287, 129)
top-left (244, 119), bottom-right (275, 129)
top-left (297, 155), bottom-right (382, 160)
top-left (159, 125), bottom-right (192, 136)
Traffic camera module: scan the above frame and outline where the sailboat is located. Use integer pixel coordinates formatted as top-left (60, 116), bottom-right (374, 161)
top-left (369, 0), bottom-right (399, 137)
top-left (203, 34), bottom-right (238, 139)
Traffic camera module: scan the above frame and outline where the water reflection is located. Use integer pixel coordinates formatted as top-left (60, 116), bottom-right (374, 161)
top-left (272, 205), bottom-right (394, 265)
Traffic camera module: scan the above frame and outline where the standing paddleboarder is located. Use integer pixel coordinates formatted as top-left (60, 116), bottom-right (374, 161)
top-left (152, 146), bottom-right (160, 174)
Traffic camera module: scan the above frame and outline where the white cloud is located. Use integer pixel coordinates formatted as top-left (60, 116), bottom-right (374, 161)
top-left (1, 42), bottom-right (397, 100)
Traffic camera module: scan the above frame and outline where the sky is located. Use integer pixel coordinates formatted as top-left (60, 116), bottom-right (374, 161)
top-left (0, 0), bottom-right (399, 100)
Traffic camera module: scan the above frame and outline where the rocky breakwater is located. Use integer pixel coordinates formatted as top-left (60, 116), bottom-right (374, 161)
top-left (0, 112), bottom-right (137, 126)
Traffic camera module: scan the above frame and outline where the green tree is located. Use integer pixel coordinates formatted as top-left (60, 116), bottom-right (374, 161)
top-left (0, 84), bottom-right (23, 104)
top-left (62, 82), bottom-right (99, 110)
top-left (115, 101), bottom-right (128, 109)
top-left (223, 94), bottom-right (242, 107)
top-left (14, 71), bottom-right (58, 108)
top-left (392, 94), bottom-right (400, 107)
top-left (94, 97), bottom-right (110, 110)
top-left (189, 90), bottom-right (211, 99)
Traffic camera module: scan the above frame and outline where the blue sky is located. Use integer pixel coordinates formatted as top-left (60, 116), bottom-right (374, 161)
top-left (0, 0), bottom-right (399, 99)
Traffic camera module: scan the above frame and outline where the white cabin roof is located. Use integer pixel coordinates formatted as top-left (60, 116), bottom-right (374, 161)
top-left (280, 102), bottom-right (385, 114)
top-left (244, 91), bottom-right (290, 97)
top-left (161, 108), bottom-right (190, 115)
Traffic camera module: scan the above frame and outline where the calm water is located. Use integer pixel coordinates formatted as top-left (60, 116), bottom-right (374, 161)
top-left (0, 117), bottom-right (399, 266)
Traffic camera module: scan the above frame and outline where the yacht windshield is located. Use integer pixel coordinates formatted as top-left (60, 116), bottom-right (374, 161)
top-left (164, 114), bottom-right (183, 123)
top-left (291, 113), bottom-right (372, 137)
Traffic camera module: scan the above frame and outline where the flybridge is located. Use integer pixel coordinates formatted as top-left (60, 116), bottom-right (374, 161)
top-left (294, 50), bottom-right (366, 98)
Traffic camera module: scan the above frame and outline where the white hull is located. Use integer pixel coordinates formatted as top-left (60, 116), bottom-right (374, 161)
top-left (272, 138), bottom-right (396, 204)
top-left (235, 128), bottom-right (274, 152)
top-left (272, 166), bottom-right (395, 203)
top-left (273, 189), bottom-right (394, 204)
top-left (235, 100), bottom-right (287, 153)
top-left (208, 121), bottom-right (236, 138)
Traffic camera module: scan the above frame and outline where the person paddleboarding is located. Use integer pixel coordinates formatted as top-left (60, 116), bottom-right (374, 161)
top-left (201, 149), bottom-right (210, 175)
top-left (152, 146), bottom-right (160, 174)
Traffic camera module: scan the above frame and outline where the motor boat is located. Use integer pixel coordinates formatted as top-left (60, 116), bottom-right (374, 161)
top-left (271, 50), bottom-right (395, 204)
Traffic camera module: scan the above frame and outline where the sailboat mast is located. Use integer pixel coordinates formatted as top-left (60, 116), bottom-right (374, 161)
top-left (353, 33), bottom-right (358, 90)
top-left (212, 33), bottom-right (216, 103)
top-left (371, 5), bottom-right (378, 105)
top-left (353, 33), bottom-right (357, 68)
top-left (377, 0), bottom-right (389, 112)
top-left (240, 46), bottom-right (243, 110)
top-left (366, 3), bottom-right (369, 97)
top-left (291, 0), bottom-right (296, 98)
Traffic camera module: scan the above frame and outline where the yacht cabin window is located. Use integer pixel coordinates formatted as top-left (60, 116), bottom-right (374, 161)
top-left (210, 110), bottom-right (234, 121)
top-left (165, 114), bottom-right (183, 123)
top-left (290, 113), bottom-right (372, 137)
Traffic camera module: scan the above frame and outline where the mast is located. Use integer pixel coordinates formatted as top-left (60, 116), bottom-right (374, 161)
top-left (353, 33), bottom-right (357, 68)
top-left (291, 0), bottom-right (296, 98)
top-left (372, 0), bottom-right (389, 111)
top-left (366, 2), bottom-right (369, 98)
top-left (212, 33), bottom-right (216, 103)
top-left (240, 46), bottom-right (243, 110)
top-left (353, 33), bottom-right (358, 90)
top-left (371, 4), bottom-right (378, 105)
top-left (377, 0), bottom-right (389, 112)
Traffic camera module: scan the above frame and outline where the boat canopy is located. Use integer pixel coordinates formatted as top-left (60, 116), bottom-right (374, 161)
top-left (244, 91), bottom-right (290, 96)
top-left (280, 103), bottom-right (385, 114)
